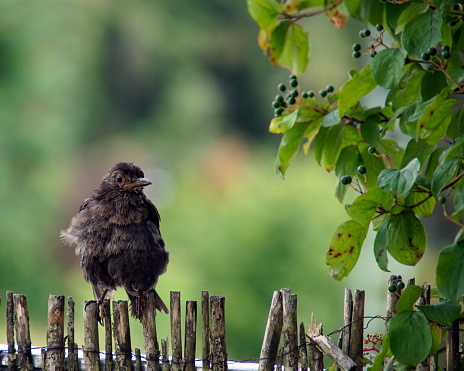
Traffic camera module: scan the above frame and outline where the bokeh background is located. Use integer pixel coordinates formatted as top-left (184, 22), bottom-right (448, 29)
top-left (0, 0), bottom-right (452, 360)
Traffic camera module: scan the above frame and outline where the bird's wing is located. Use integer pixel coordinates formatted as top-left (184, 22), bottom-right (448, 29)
top-left (145, 199), bottom-right (161, 230)
top-left (79, 197), bottom-right (91, 211)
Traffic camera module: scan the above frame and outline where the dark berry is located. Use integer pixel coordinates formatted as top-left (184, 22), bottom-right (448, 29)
top-left (421, 52), bottom-right (431, 61)
top-left (274, 107), bottom-right (284, 117)
top-left (443, 50), bottom-right (451, 59)
top-left (290, 89), bottom-right (298, 97)
top-left (272, 100), bottom-right (281, 108)
top-left (288, 97), bottom-right (296, 105)
top-left (341, 175), bottom-right (352, 185)
top-left (357, 165), bottom-right (367, 175)
top-left (368, 147), bottom-right (376, 154)
top-left (388, 284), bottom-right (397, 293)
top-left (302, 91), bottom-right (309, 98)
top-left (427, 47), bottom-right (437, 56)
top-left (371, 50), bottom-right (377, 58)
top-left (359, 30), bottom-right (365, 38)
top-left (307, 90), bottom-right (315, 98)
top-left (376, 24), bottom-right (384, 32)
top-left (278, 83), bottom-right (286, 92)
top-left (353, 43), bottom-right (361, 51)
top-left (397, 281), bottom-right (405, 290)
top-left (289, 74), bottom-right (297, 80)
top-left (442, 45), bottom-right (450, 52)
top-left (363, 29), bottom-right (371, 37)
top-left (353, 51), bottom-right (361, 59)
top-left (319, 89), bottom-right (327, 98)
top-left (290, 79), bottom-right (298, 88)
top-left (326, 85), bottom-right (334, 93)
top-left (449, 19), bottom-right (459, 27)
top-left (452, 4), bottom-right (461, 11)
top-left (438, 196), bottom-right (447, 204)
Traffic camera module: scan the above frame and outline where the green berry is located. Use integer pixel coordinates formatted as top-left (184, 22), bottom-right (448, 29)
top-left (376, 23), bottom-right (384, 32)
top-left (443, 50), bottom-right (451, 59)
top-left (275, 95), bottom-right (284, 103)
top-left (319, 89), bottom-right (327, 98)
top-left (357, 165), bottom-right (367, 175)
top-left (326, 85), bottom-right (334, 93)
top-left (353, 51), bottom-right (361, 59)
top-left (307, 90), bottom-right (315, 98)
top-left (438, 196), bottom-right (447, 204)
top-left (341, 175), bottom-right (352, 185)
top-left (368, 147), bottom-right (376, 154)
top-left (421, 52), bottom-right (431, 61)
top-left (290, 79), bottom-right (298, 88)
top-left (272, 100), bottom-right (281, 108)
top-left (388, 284), bottom-right (397, 293)
top-left (290, 89), bottom-right (299, 97)
top-left (427, 47), bottom-right (437, 56)
top-left (278, 83), bottom-right (286, 92)
top-left (353, 43), bottom-right (361, 51)
top-left (397, 281), bottom-right (405, 290)
top-left (288, 97), bottom-right (296, 105)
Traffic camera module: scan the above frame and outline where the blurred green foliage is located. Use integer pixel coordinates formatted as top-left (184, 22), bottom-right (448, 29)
top-left (0, 0), bottom-right (436, 361)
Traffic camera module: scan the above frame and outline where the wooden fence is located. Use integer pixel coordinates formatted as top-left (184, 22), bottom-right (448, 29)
top-left (0, 276), bottom-right (462, 370)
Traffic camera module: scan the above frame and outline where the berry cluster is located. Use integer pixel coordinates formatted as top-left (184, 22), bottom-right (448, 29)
top-left (363, 332), bottom-right (383, 354)
top-left (388, 276), bottom-right (405, 293)
top-left (352, 24), bottom-right (384, 59)
top-left (421, 45), bottom-right (451, 61)
top-left (271, 75), bottom-right (335, 118)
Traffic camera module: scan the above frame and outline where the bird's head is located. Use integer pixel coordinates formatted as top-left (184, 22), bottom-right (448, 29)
top-left (99, 162), bottom-right (152, 193)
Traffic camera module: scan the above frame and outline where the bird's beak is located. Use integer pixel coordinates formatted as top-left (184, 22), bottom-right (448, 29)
top-left (124, 177), bottom-right (152, 188)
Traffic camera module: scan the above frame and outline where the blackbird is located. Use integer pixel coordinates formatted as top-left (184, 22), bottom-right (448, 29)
top-left (61, 162), bottom-right (169, 320)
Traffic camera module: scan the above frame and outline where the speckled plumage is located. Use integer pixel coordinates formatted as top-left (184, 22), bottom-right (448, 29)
top-left (61, 162), bottom-right (169, 319)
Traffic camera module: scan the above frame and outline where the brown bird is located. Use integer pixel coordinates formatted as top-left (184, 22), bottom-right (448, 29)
top-left (61, 162), bottom-right (169, 320)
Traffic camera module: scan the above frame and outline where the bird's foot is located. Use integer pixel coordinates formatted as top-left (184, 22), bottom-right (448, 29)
top-left (85, 298), bottom-right (109, 325)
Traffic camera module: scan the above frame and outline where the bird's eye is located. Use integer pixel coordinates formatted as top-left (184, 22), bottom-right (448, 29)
top-left (116, 176), bottom-right (123, 183)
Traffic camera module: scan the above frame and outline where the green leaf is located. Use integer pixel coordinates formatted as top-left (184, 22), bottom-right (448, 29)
top-left (373, 217), bottom-right (390, 272)
top-left (417, 301), bottom-right (461, 327)
top-left (387, 64), bottom-right (425, 111)
top-left (371, 48), bottom-right (406, 89)
top-left (320, 124), bottom-right (360, 172)
top-left (446, 60), bottom-right (464, 89)
top-left (360, 114), bottom-right (380, 147)
top-left (396, 2), bottom-right (429, 33)
top-left (339, 64), bottom-right (377, 117)
top-left (389, 311), bottom-right (432, 367)
top-left (439, 134), bottom-right (464, 165)
top-left (269, 22), bottom-right (309, 76)
top-left (269, 108), bottom-right (300, 134)
top-left (447, 107), bottom-right (464, 139)
top-left (396, 285), bottom-right (424, 312)
top-left (326, 220), bottom-right (367, 280)
top-left (334, 145), bottom-right (360, 202)
top-left (400, 139), bottom-right (435, 169)
top-left (322, 109), bottom-right (341, 127)
top-left (454, 181), bottom-right (464, 213)
top-left (346, 187), bottom-right (394, 227)
top-left (404, 185), bottom-right (435, 217)
top-left (358, 142), bottom-right (387, 190)
top-left (378, 158), bottom-right (420, 199)
top-left (421, 69), bottom-right (448, 101)
top-left (431, 157), bottom-right (459, 197)
top-left (387, 211), bottom-right (427, 266)
top-left (247, 0), bottom-right (283, 30)
top-left (275, 123), bottom-right (309, 178)
top-left (436, 240), bottom-right (464, 303)
top-left (401, 9), bottom-right (443, 59)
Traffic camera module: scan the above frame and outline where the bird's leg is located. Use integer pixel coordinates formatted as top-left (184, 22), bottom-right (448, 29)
top-left (85, 289), bottom-right (110, 323)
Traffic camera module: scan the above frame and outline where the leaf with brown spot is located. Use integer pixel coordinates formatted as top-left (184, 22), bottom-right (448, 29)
top-left (326, 220), bottom-right (367, 281)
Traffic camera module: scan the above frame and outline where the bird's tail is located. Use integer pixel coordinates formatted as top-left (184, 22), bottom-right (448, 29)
top-left (127, 289), bottom-right (169, 321)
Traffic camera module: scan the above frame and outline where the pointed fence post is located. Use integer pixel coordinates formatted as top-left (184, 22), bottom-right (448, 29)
top-left (45, 295), bottom-right (65, 370)
top-left (6, 291), bottom-right (16, 371)
top-left (184, 301), bottom-right (197, 371)
top-left (13, 294), bottom-right (33, 370)
top-left (202, 291), bottom-right (211, 371)
top-left (170, 291), bottom-right (182, 371)
top-left (349, 290), bottom-right (365, 371)
top-left (83, 301), bottom-right (100, 371)
top-left (282, 290), bottom-right (298, 371)
top-left (210, 296), bottom-right (227, 371)
top-left (142, 292), bottom-right (161, 371)
top-left (113, 300), bottom-right (132, 370)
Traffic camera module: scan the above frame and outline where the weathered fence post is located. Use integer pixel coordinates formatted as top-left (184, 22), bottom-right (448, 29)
top-left (282, 290), bottom-right (298, 371)
top-left (385, 275), bottom-right (400, 328)
top-left (258, 290), bottom-right (283, 371)
top-left (170, 291), bottom-right (182, 371)
top-left (307, 314), bottom-right (323, 371)
top-left (45, 295), bottom-right (65, 370)
top-left (67, 297), bottom-right (78, 371)
top-left (341, 288), bottom-right (352, 358)
top-left (6, 291), bottom-right (16, 371)
top-left (184, 301), bottom-right (197, 371)
top-left (210, 296), bottom-right (227, 371)
top-left (447, 319), bottom-right (460, 371)
top-left (135, 348), bottom-right (142, 371)
top-left (161, 338), bottom-right (171, 371)
top-left (202, 291), bottom-right (211, 371)
top-left (103, 299), bottom-right (113, 371)
top-left (13, 293), bottom-right (33, 370)
top-left (84, 301), bottom-right (101, 371)
top-left (142, 291), bottom-right (161, 371)
top-left (299, 322), bottom-right (308, 371)
top-left (349, 289), bottom-right (365, 371)
top-left (113, 300), bottom-right (133, 370)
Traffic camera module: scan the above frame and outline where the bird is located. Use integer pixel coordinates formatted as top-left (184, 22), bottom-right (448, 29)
top-left (61, 162), bottom-right (169, 320)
